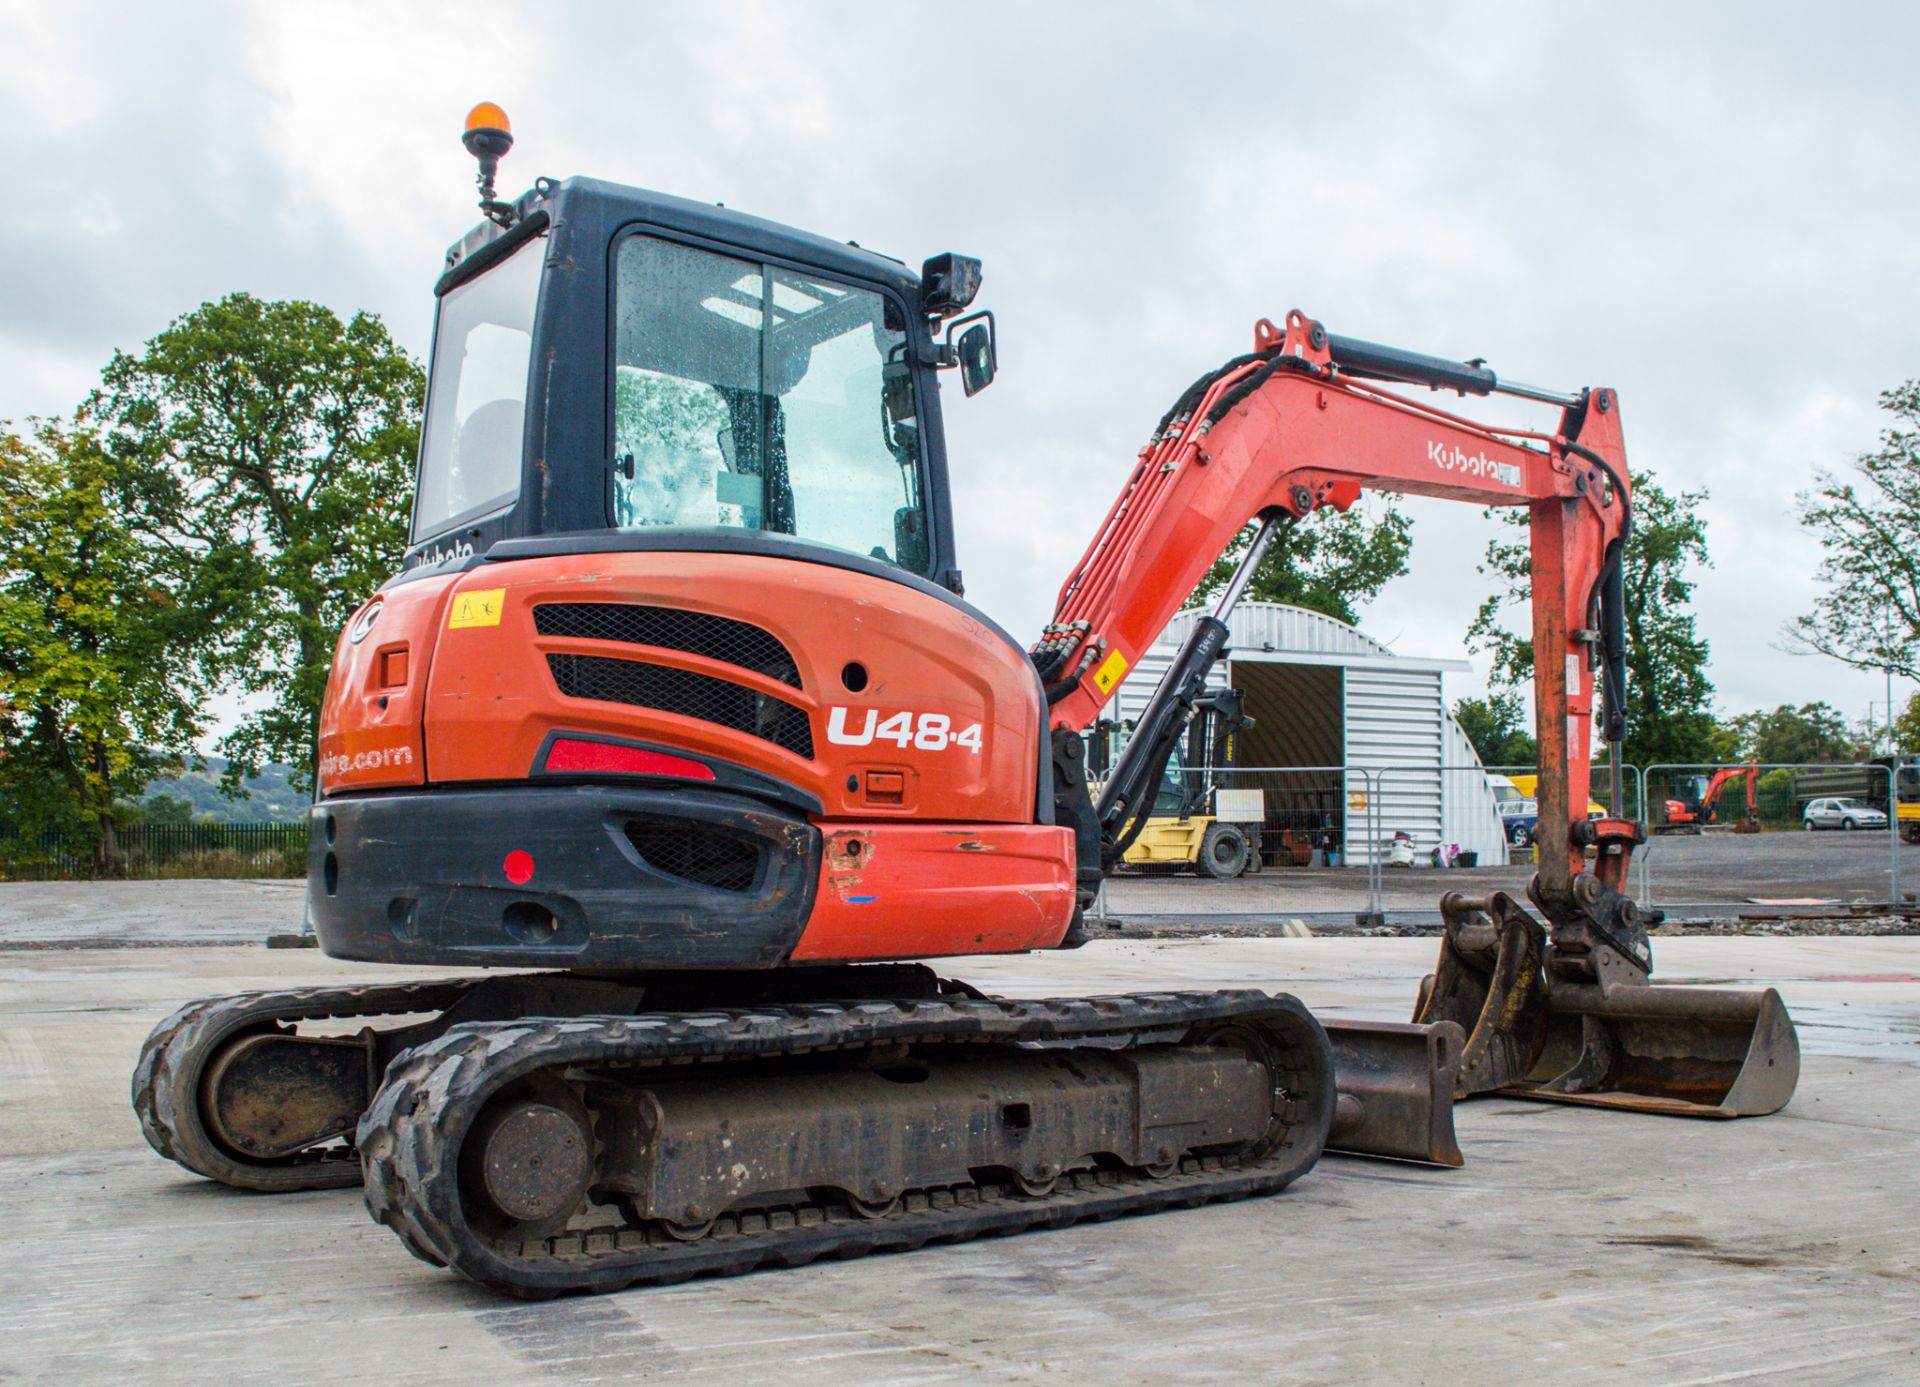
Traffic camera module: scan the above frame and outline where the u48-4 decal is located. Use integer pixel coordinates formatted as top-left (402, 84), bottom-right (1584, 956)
top-left (827, 707), bottom-right (984, 754)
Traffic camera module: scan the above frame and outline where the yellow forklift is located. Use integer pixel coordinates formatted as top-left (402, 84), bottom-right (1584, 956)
top-left (1092, 690), bottom-right (1257, 878)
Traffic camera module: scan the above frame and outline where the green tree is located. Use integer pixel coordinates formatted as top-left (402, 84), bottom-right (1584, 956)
top-left (134, 793), bottom-right (196, 825)
top-left (1722, 702), bottom-right (1857, 764)
top-left (1712, 706), bottom-right (1758, 760)
top-left (93, 295), bottom-right (425, 792)
top-left (1453, 692), bottom-right (1538, 769)
top-left (1466, 471), bottom-right (1718, 768)
top-left (0, 423), bottom-right (212, 869)
top-left (1194, 503), bottom-right (1412, 625)
top-left (1793, 381), bottom-right (1920, 677)
top-left (1893, 691), bottom-right (1920, 754)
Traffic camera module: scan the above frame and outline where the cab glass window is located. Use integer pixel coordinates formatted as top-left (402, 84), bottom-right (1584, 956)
top-left (413, 235), bottom-right (544, 540)
top-left (611, 234), bottom-right (927, 573)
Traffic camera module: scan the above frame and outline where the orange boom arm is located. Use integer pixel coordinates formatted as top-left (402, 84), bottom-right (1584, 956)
top-left (1031, 310), bottom-right (1632, 902)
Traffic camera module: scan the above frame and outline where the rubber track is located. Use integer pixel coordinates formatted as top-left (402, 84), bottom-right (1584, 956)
top-left (132, 978), bottom-right (482, 1192)
top-left (359, 989), bottom-right (1333, 1297)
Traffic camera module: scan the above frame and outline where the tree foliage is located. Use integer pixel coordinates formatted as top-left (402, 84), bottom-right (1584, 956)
top-left (0, 423), bottom-right (213, 868)
top-left (92, 295), bottom-right (425, 791)
top-left (1194, 502), bottom-right (1413, 625)
top-left (1467, 471), bottom-right (1718, 767)
top-left (1453, 692), bottom-right (1537, 768)
top-left (1793, 381), bottom-right (1920, 678)
top-left (1894, 692), bottom-right (1920, 755)
top-left (1718, 702), bottom-right (1859, 765)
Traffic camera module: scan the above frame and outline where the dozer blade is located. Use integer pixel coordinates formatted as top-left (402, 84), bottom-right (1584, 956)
top-left (1413, 890), bottom-right (1800, 1118)
top-left (1323, 1018), bottom-right (1465, 1166)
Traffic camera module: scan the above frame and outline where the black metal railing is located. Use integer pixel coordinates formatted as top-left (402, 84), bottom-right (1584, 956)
top-left (0, 821), bottom-right (309, 881)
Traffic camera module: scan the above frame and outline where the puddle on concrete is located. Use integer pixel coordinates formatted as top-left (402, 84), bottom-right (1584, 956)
top-left (1787, 1001), bottom-right (1920, 1065)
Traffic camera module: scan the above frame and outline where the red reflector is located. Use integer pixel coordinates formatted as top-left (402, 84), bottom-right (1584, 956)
top-left (544, 737), bottom-right (717, 781)
top-left (503, 850), bottom-right (535, 884)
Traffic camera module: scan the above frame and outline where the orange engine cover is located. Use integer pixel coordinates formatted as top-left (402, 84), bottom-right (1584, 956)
top-left (316, 573), bottom-right (456, 792)
top-left (316, 550), bottom-right (1074, 963)
top-left (406, 551), bottom-right (1043, 821)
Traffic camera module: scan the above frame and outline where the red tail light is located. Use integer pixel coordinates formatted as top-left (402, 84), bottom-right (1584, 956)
top-left (544, 737), bottom-right (717, 781)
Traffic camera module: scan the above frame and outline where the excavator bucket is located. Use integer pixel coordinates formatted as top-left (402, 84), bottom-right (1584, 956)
top-left (1323, 1018), bottom-right (1465, 1166)
top-left (1503, 959), bottom-right (1800, 1117)
top-left (1414, 891), bottom-right (1799, 1119)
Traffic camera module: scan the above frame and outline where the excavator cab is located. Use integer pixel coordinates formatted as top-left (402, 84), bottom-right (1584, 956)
top-left (409, 175), bottom-right (975, 591)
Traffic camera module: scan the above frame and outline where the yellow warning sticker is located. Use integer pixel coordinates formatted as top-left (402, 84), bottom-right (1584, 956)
top-left (1092, 649), bottom-right (1131, 695)
top-left (448, 588), bottom-right (506, 629)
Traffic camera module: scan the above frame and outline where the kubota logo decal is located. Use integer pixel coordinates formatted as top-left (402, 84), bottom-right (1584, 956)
top-left (827, 707), bottom-right (984, 754)
top-left (1428, 439), bottom-right (1521, 488)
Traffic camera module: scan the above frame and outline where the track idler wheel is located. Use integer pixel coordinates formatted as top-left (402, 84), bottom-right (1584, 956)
top-left (200, 1030), bottom-right (372, 1160)
top-left (1413, 892), bottom-right (1550, 1097)
top-left (132, 979), bottom-right (480, 1192)
top-left (460, 1077), bottom-right (596, 1241)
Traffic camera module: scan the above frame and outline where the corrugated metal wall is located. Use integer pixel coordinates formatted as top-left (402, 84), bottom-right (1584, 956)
top-left (1346, 666), bottom-right (1444, 864)
top-left (1110, 604), bottom-right (1396, 726)
top-left (1441, 717), bottom-right (1507, 861)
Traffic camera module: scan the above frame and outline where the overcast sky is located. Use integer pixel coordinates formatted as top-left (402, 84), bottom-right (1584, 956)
top-left (6, 1), bottom-right (1917, 736)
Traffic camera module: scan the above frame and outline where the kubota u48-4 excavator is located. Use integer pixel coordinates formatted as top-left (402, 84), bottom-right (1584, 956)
top-left (133, 108), bottom-right (1800, 1297)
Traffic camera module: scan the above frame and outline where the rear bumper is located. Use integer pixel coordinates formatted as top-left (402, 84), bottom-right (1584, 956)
top-left (309, 785), bottom-right (820, 969)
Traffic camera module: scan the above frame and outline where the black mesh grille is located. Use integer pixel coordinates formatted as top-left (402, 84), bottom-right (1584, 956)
top-left (534, 603), bottom-right (801, 688)
top-left (547, 654), bottom-right (814, 759)
top-left (623, 822), bottom-right (762, 893)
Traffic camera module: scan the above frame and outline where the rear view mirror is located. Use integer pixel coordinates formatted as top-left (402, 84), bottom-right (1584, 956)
top-left (949, 314), bottom-right (996, 396)
top-left (958, 324), bottom-right (995, 396)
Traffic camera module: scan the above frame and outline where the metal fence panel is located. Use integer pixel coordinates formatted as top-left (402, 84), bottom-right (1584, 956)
top-left (0, 821), bottom-right (309, 880)
top-left (1640, 762), bottom-right (1901, 910)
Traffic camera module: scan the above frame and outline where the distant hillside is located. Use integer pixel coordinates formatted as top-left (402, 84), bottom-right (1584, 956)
top-left (139, 758), bottom-right (309, 824)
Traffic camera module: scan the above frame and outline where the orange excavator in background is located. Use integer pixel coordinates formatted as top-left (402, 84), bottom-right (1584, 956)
top-left (1661, 763), bottom-right (1762, 834)
top-left (132, 107), bottom-right (1800, 1297)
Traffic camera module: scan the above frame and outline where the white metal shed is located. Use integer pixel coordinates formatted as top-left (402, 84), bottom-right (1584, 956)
top-left (1107, 602), bottom-right (1506, 866)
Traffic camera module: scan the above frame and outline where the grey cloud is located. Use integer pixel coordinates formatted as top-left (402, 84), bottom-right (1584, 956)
top-left (5, 0), bottom-right (1915, 725)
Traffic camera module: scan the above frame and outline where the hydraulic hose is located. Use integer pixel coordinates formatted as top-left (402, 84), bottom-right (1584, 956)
top-left (1564, 440), bottom-right (1632, 747)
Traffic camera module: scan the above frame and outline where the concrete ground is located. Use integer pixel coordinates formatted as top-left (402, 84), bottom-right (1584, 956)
top-left (0, 877), bottom-right (309, 947)
top-left (3, 925), bottom-right (1918, 1385)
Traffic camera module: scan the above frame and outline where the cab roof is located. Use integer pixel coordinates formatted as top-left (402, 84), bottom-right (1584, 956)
top-left (441, 175), bottom-right (922, 300)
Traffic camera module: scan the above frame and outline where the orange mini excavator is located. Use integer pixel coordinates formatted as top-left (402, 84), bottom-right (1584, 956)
top-left (133, 108), bottom-right (1799, 1297)
top-left (1661, 764), bottom-right (1762, 833)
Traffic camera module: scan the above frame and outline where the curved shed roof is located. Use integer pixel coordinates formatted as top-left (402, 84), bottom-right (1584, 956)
top-left (1155, 602), bottom-right (1469, 672)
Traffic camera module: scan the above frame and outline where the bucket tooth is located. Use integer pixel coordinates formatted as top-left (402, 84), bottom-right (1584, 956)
top-left (1324, 1018), bottom-right (1465, 1166)
top-left (1412, 892), bottom-right (1550, 1097)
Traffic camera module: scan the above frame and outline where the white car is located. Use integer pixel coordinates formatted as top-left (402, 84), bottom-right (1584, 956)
top-left (1802, 797), bottom-right (1888, 831)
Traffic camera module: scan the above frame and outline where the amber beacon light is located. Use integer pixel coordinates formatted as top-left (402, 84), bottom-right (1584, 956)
top-left (461, 102), bottom-right (516, 223)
